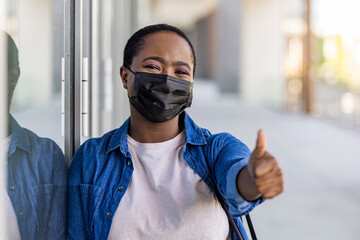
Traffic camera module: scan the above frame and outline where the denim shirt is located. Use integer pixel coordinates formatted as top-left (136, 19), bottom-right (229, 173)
top-left (68, 112), bottom-right (263, 240)
top-left (7, 116), bottom-right (67, 240)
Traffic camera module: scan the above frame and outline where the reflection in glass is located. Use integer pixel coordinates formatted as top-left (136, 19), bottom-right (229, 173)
top-left (2, 29), bottom-right (67, 240)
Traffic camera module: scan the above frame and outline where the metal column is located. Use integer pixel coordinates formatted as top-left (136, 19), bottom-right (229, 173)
top-left (64, 0), bottom-right (81, 165)
top-left (304, 0), bottom-right (313, 114)
top-left (0, 0), bottom-right (8, 236)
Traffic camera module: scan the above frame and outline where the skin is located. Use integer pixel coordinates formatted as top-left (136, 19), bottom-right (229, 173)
top-left (237, 130), bottom-right (284, 200)
top-left (120, 31), bottom-right (284, 201)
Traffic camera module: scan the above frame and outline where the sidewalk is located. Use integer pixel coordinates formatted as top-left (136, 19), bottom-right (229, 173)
top-left (187, 80), bottom-right (360, 240)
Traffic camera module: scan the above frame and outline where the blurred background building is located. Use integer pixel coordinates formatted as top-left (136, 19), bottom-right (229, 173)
top-left (1, 0), bottom-right (359, 239)
top-left (3, 0), bottom-right (360, 140)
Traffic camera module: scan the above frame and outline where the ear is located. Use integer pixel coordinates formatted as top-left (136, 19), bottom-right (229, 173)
top-left (120, 66), bottom-right (129, 89)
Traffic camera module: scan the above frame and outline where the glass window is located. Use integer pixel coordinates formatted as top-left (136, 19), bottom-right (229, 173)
top-left (1, 0), bottom-right (67, 238)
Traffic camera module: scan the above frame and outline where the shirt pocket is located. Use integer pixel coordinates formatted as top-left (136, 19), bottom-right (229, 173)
top-left (80, 184), bottom-right (104, 236)
top-left (28, 184), bottom-right (67, 236)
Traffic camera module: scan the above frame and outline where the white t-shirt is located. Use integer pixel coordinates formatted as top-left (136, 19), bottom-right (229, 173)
top-left (1, 135), bottom-right (21, 240)
top-left (108, 131), bottom-right (230, 240)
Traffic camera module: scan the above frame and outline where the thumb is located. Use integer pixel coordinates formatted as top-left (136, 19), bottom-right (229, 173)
top-left (252, 130), bottom-right (267, 158)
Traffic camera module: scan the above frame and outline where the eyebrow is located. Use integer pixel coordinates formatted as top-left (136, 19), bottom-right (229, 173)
top-left (174, 61), bottom-right (191, 71)
top-left (142, 56), bottom-right (192, 71)
top-left (142, 56), bottom-right (165, 64)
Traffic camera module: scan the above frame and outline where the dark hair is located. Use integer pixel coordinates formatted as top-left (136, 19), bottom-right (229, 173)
top-left (1, 31), bottom-right (20, 106)
top-left (1, 31), bottom-right (19, 69)
top-left (123, 24), bottom-right (196, 76)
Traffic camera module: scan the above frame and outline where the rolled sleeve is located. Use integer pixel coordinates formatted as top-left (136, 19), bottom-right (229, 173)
top-left (212, 133), bottom-right (264, 217)
top-left (225, 160), bottom-right (264, 216)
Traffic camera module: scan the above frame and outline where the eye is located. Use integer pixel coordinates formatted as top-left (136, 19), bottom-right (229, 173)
top-left (175, 70), bottom-right (190, 76)
top-left (144, 64), bottom-right (160, 71)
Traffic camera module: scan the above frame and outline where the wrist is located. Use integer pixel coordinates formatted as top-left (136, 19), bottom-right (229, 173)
top-left (237, 166), bottom-right (262, 202)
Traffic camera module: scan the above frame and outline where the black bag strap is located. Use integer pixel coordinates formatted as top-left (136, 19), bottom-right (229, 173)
top-left (217, 194), bottom-right (245, 240)
top-left (200, 130), bottom-right (258, 239)
top-left (215, 188), bottom-right (257, 240)
top-left (246, 214), bottom-right (257, 240)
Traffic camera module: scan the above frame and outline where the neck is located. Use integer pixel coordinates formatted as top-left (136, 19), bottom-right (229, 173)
top-left (128, 107), bottom-right (181, 143)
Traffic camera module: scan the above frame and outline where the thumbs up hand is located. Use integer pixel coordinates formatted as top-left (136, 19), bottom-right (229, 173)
top-left (247, 130), bottom-right (284, 199)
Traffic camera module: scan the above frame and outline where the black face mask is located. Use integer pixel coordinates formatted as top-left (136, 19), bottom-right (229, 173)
top-left (127, 69), bottom-right (193, 123)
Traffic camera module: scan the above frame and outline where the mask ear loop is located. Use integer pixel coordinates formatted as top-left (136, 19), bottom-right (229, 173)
top-left (124, 67), bottom-right (138, 97)
top-left (125, 66), bottom-right (136, 75)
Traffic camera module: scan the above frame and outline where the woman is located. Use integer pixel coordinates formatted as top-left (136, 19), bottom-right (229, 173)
top-left (67, 24), bottom-right (283, 240)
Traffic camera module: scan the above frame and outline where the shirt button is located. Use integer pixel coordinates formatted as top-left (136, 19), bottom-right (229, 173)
top-left (127, 160), bottom-right (132, 166)
top-left (9, 186), bottom-right (15, 191)
top-left (106, 212), bottom-right (112, 217)
top-left (118, 186), bottom-right (124, 191)
top-left (17, 212), bottom-right (23, 217)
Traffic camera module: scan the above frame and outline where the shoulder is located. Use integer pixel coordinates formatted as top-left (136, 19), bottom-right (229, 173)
top-left (76, 118), bottom-right (130, 157)
top-left (196, 126), bottom-right (244, 148)
top-left (73, 128), bottom-right (118, 163)
top-left (15, 127), bottom-right (68, 180)
top-left (183, 112), bottom-right (250, 155)
top-left (68, 127), bottom-right (126, 184)
top-left (81, 129), bottom-right (117, 152)
top-left (21, 127), bottom-right (64, 159)
top-left (204, 132), bottom-right (251, 157)
top-left (207, 132), bottom-right (249, 150)
top-left (11, 116), bottom-right (61, 153)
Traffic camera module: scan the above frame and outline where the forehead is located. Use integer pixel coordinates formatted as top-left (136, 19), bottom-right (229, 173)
top-left (136, 31), bottom-right (194, 63)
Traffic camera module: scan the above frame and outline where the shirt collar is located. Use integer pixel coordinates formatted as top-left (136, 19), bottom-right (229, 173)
top-left (106, 112), bottom-right (207, 155)
top-left (8, 115), bottom-right (31, 157)
top-left (183, 112), bottom-right (207, 146)
top-left (106, 118), bottom-right (131, 156)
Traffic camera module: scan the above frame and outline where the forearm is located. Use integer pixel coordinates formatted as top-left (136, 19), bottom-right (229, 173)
top-left (236, 166), bottom-right (261, 202)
